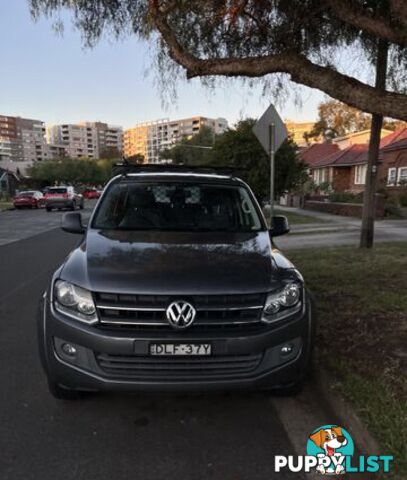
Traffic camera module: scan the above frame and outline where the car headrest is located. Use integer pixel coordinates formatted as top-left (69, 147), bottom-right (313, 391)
top-left (131, 188), bottom-right (156, 207)
top-left (202, 189), bottom-right (225, 206)
top-left (170, 188), bottom-right (188, 205)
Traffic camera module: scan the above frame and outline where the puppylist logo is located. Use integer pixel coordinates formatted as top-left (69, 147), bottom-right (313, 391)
top-left (275, 425), bottom-right (394, 475)
top-left (307, 425), bottom-right (353, 475)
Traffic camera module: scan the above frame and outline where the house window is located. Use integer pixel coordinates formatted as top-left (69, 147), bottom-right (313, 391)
top-left (398, 167), bottom-right (407, 186)
top-left (313, 168), bottom-right (329, 185)
top-left (387, 167), bottom-right (397, 186)
top-left (354, 165), bottom-right (367, 185)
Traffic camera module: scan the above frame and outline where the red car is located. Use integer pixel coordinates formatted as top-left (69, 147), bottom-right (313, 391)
top-left (13, 191), bottom-right (45, 209)
top-left (82, 188), bottom-right (101, 200)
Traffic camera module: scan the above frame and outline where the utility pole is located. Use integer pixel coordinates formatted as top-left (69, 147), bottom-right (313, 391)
top-left (269, 123), bottom-right (276, 224)
top-left (360, 39), bottom-right (389, 248)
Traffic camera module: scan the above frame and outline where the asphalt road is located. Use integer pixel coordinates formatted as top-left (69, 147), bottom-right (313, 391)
top-left (0, 207), bottom-right (308, 480)
top-left (0, 201), bottom-right (96, 246)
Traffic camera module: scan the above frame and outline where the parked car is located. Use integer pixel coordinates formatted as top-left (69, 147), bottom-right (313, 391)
top-left (13, 190), bottom-right (45, 209)
top-left (82, 188), bottom-right (101, 200)
top-left (44, 186), bottom-right (84, 212)
top-left (38, 165), bottom-right (314, 399)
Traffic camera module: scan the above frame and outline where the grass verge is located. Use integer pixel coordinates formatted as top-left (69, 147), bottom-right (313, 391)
top-left (274, 208), bottom-right (328, 225)
top-left (288, 243), bottom-right (407, 479)
top-left (0, 202), bottom-right (13, 211)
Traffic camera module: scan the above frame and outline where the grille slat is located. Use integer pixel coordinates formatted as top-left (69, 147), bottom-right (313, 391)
top-left (94, 292), bottom-right (266, 332)
top-left (96, 352), bottom-right (263, 379)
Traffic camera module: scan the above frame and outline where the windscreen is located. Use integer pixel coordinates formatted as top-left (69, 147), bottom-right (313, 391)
top-left (92, 182), bottom-right (263, 232)
top-left (48, 188), bottom-right (67, 194)
top-left (18, 191), bottom-right (35, 197)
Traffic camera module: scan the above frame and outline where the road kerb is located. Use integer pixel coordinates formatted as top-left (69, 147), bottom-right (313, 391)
top-left (315, 366), bottom-right (381, 456)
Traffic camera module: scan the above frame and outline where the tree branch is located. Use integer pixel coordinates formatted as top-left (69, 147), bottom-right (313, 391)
top-left (390, 0), bottom-right (407, 27)
top-left (324, 0), bottom-right (407, 47)
top-left (149, 3), bottom-right (407, 121)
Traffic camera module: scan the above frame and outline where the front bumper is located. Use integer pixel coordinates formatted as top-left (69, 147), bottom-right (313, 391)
top-left (38, 293), bottom-right (314, 392)
top-left (14, 201), bottom-right (36, 207)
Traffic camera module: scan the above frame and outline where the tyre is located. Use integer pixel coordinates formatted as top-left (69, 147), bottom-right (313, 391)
top-left (79, 201), bottom-right (84, 210)
top-left (47, 379), bottom-right (86, 400)
top-left (70, 201), bottom-right (76, 211)
top-left (46, 207), bottom-right (52, 212)
top-left (270, 380), bottom-right (304, 397)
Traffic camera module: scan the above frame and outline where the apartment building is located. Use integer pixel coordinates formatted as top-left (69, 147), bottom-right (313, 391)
top-left (47, 122), bottom-right (123, 159)
top-left (285, 120), bottom-right (319, 146)
top-left (0, 115), bottom-right (23, 163)
top-left (124, 116), bottom-right (228, 163)
top-left (0, 115), bottom-right (57, 174)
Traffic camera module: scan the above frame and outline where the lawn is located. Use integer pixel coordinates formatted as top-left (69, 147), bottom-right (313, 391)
top-left (274, 208), bottom-right (326, 225)
top-left (288, 243), bottom-right (407, 479)
top-left (0, 201), bottom-right (13, 211)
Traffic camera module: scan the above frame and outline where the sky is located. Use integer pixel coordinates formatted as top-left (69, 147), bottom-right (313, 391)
top-left (0, 1), bottom-right (325, 129)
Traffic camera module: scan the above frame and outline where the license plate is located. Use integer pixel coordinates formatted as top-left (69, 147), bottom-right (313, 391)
top-left (149, 343), bottom-right (212, 356)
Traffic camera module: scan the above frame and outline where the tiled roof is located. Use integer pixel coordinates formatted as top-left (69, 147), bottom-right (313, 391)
top-left (311, 128), bottom-right (407, 168)
top-left (313, 144), bottom-right (368, 168)
top-left (381, 128), bottom-right (407, 150)
top-left (356, 127), bottom-right (407, 163)
top-left (298, 143), bottom-right (339, 166)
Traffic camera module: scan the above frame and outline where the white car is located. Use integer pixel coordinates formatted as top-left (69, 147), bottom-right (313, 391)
top-left (44, 186), bottom-right (84, 212)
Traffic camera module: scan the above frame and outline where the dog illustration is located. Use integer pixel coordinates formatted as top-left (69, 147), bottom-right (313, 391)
top-left (309, 426), bottom-right (348, 475)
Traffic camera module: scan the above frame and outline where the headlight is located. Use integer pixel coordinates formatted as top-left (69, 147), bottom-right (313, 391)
top-left (54, 280), bottom-right (98, 324)
top-left (263, 283), bottom-right (301, 323)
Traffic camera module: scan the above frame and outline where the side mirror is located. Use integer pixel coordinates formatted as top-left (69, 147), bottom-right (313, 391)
top-left (62, 212), bottom-right (85, 234)
top-left (269, 215), bottom-right (290, 237)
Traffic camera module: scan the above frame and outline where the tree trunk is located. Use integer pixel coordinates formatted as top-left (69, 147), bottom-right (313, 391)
top-left (360, 40), bottom-right (389, 248)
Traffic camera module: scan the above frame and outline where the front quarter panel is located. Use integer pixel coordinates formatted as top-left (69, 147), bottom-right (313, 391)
top-left (58, 240), bottom-right (90, 290)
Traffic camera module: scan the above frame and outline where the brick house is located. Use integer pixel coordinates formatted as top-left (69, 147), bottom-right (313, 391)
top-left (309, 144), bottom-right (368, 193)
top-left (298, 143), bottom-right (339, 188)
top-left (379, 135), bottom-right (407, 196)
top-left (304, 128), bottom-right (407, 195)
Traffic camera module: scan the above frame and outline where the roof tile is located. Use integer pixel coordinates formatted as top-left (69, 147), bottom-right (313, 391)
top-left (298, 143), bottom-right (339, 166)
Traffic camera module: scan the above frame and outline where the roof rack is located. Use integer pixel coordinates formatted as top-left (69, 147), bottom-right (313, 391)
top-left (112, 160), bottom-right (246, 177)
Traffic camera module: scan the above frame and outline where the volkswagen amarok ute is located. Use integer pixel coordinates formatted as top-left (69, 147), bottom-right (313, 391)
top-left (38, 166), bottom-right (314, 399)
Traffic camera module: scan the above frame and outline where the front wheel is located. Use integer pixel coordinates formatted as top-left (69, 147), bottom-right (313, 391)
top-left (70, 201), bottom-right (76, 211)
top-left (46, 207), bottom-right (52, 212)
top-left (47, 380), bottom-right (87, 400)
top-left (269, 380), bottom-right (304, 397)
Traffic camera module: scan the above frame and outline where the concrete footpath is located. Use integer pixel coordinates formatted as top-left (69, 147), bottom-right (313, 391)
top-left (276, 206), bottom-right (407, 250)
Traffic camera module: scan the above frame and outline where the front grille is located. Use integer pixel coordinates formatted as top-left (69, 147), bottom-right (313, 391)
top-left (95, 351), bottom-right (263, 380)
top-left (94, 292), bottom-right (266, 332)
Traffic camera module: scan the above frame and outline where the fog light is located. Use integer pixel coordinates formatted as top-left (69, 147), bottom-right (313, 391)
top-left (264, 301), bottom-right (280, 315)
top-left (280, 344), bottom-right (293, 356)
top-left (61, 343), bottom-right (77, 357)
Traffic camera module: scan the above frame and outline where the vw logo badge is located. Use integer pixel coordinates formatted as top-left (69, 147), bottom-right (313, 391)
top-left (166, 301), bottom-right (196, 329)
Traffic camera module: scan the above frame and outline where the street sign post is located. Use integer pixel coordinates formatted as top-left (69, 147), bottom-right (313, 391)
top-left (253, 104), bottom-right (287, 225)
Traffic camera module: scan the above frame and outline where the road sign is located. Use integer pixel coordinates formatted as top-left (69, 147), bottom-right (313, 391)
top-left (253, 104), bottom-right (288, 223)
top-left (253, 104), bottom-right (288, 154)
